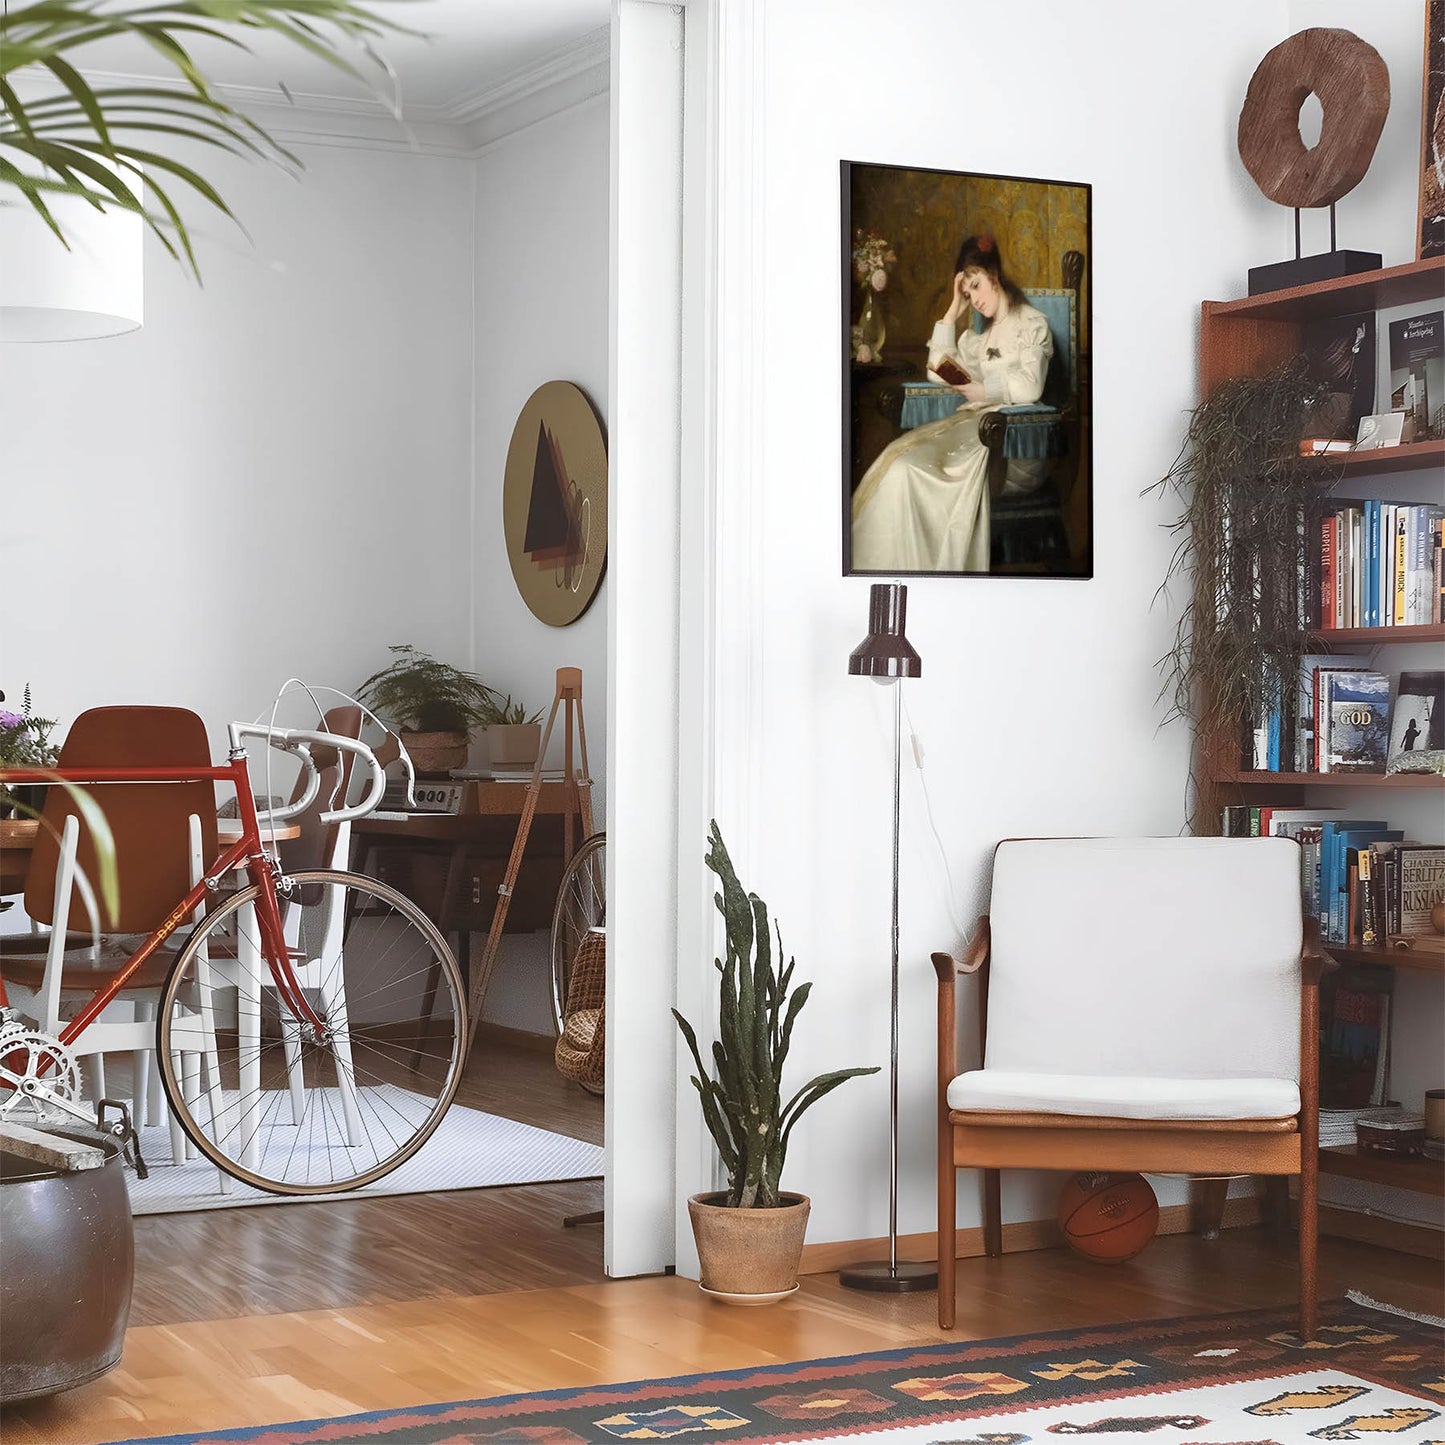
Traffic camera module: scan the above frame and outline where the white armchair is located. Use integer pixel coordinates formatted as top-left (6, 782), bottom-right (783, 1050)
top-left (933, 836), bottom-right (1321, 1338)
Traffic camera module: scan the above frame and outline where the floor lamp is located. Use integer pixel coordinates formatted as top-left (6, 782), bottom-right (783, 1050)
top-left (840, 582), bottom-right (937, 1293)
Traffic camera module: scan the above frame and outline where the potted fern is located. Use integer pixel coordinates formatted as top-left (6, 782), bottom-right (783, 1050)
top-left (673, 822), bottom-right (878, 1302)
top-left (357, 646), bottom-right (497, 777)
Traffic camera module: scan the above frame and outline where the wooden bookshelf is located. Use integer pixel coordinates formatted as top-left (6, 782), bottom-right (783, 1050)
top-left (1323, 943), bottom-right (1445, 976)
top-left (1309, 438), bottom-right (1445, 478)
top-left (1212, 770), bottom-right (1445, 789)
top-left (1306, 623), bottom-right (1445, 645)
top-left (1194, 262), bottom-right (1445, 1229)
top-left (1206, 256), bottom-right (1445, 324)
top-left (1320, 1145), bottom-right (1445, 1197)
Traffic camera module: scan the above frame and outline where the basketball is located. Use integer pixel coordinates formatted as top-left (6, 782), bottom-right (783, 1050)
top-left (1056, 1172), bottom-right (1159, 1264)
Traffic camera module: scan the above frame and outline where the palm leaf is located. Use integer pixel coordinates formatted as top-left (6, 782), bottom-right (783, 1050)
top-left (0, 0), bottom-right (416, 278)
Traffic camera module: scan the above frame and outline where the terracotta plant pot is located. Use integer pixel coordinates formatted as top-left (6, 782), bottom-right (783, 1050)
top-left (401, 730), bottom-right (469, 778)
top-left (687, 1191), bottom-right (810, 1302)
top-left (486, 723), bottom-right (542, 769)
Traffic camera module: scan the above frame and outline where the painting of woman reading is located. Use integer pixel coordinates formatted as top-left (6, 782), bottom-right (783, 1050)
top-left (842, 163), bottom-right (1092, 579)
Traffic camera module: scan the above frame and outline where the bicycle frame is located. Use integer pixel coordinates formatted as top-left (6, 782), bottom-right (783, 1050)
top-left (0, 750), bottom-right (324, 1045)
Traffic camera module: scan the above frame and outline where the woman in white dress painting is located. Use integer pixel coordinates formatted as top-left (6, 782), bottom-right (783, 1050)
top-left (851, 233), bottom-right (1053, 573)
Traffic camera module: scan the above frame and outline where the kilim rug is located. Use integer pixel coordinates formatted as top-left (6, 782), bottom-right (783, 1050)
top-left (103, 1294), bottom-right (1442, 1445)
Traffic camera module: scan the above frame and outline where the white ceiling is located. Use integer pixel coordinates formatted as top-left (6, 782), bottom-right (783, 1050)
top-left (76, 0), bottom-right (611, 117)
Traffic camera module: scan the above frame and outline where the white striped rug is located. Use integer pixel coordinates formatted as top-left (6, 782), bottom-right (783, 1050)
top-left (125, 1103), bottom-right (603, 1214)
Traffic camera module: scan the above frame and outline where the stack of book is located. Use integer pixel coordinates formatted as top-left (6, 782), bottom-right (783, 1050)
top-left (1319, 1104), bottom-right (1402, 1147)
top-left (1220, 808), bottom-right (1444, 949)
top-left (1314, 501), bottom-right (1445, 630)
top-left (1244, 666), bottom-right (1444, 777)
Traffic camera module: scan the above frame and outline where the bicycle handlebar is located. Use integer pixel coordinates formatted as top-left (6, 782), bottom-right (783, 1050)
top-left (226, 723), bottom-right (393, 825)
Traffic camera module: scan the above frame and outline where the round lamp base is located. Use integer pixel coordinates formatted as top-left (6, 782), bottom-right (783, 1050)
top-left (838, 1259), bottom-right (938, 1293)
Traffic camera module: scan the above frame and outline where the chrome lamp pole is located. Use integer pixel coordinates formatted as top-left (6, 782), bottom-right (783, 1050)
top-left (839, 582), bottom-right (937, 1293)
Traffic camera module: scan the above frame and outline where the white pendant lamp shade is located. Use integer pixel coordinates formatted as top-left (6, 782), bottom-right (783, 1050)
top-left (0, 174), bottom-right (143, 342)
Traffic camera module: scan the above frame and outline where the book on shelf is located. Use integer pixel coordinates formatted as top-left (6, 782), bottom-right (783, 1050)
top-left (1405, 505), bottom-right (1445, 623)
top-left (1396, 843), bottom-right (1445, 936)
top-left (1320, 670), bottom-right (1391, 773)
top-left (1303, 310), bottom-right (1377, 442)
top-left (1386, 670), bottom-right (1444, 767)
top-left (1319, 821), bottom-right (1398, 944)
top-left (1388, 310), bottom-right (1443, 443)
top-left (1319, 965), bottom-right (1393, 1109)
top-left (1311, 502), bottom-right (1445, 629)
top-left (1296, 653), bottom-right (1368, 773)
top-left (1299, 437), bottom-right (1354, 456)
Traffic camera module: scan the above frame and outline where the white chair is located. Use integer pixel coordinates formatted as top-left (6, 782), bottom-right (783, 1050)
top-left (933, 836), bottom-right (1321, 1338)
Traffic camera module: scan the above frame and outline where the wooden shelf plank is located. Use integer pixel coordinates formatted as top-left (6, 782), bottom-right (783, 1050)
top-left (1206, 256), bottom-right (1445, 323)
top-left (1319, 1144), bottom-right (1445, 1196)
top-left (1212, 770), bottom-right (1445, 788)
top-left (1307, 438), bottom-right (1445, 478)
top-left (1307, 623), bottom-right (1445, 645)
top-left (1322, 944), bottom-right (1445, 976)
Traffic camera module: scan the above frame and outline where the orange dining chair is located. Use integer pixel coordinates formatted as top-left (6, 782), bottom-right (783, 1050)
top-left (1, 706), bottom-right (222, 1170)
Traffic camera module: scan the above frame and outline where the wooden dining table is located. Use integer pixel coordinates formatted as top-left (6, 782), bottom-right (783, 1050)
top-left (0, 816), bottom-right (299, 898)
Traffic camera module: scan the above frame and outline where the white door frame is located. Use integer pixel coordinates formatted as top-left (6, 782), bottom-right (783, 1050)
top-left (606, 0), bottom-right (765, 1278)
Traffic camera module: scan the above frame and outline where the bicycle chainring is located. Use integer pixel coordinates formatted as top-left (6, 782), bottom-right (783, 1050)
top-left (0, 1028), bottom-right (84, 1121)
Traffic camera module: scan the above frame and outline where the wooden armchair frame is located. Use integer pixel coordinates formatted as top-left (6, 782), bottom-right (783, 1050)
top-left (932, 914), bottom-right (1323, 1339)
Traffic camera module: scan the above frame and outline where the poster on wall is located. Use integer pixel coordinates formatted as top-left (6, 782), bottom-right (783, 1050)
top-left (1421, 0), bottom-right (1445, 259)
top-left (842, 161), bottom-right (1092, 580)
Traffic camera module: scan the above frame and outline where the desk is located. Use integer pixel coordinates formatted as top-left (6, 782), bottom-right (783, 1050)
top-left (351, 778), bottom-right (589, 988)
top-left (0, 817), bottom-right (297, 897)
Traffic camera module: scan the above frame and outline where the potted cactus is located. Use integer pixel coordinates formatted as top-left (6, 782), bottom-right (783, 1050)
top-left (478, 692), bottom-right (545, 770)
top-left (672, 822), bottom-right (878, 1302)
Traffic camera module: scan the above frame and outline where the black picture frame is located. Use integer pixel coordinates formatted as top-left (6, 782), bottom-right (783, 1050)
top-left (841, 160), bottom-right (1093, 579)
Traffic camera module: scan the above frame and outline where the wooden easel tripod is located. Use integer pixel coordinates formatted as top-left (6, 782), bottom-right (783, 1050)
top-left (465, 667), bottom-right (594, 1053)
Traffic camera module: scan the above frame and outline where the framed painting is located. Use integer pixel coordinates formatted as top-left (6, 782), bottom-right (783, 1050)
top-left (841, 160), bottom-right (1092, 579)
top-left (1421, 0), bottom-right (1445, 259)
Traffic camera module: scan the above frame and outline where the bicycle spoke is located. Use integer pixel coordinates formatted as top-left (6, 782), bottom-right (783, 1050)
top-left (158, 870), bottom-right (465, 1194)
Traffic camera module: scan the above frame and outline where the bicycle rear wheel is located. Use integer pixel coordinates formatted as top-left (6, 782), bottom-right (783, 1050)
top-left (157, 868), bottom-right (466, 1194)
top-left (549, 832), bottom-right (606, 1035)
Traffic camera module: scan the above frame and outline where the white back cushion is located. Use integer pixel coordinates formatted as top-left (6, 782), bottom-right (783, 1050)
top-left (985, 838), bottom-right (1302, 1082)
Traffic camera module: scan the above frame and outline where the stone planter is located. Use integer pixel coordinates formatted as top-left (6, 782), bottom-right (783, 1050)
top-left (0, 1127), bottom-right (134, 1402)
top-left (486, 723), bottom-right (542, 769)
top-left (687, 1191), bottom-right (810, 1303)
top-left (401, 729), bottom-right (469, 778)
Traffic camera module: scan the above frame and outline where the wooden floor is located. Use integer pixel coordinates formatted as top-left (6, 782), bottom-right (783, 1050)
top-left (5, 1041), bottom-right (1444, 1444)
top-left (127, 1027), bottom-right (607, 1325)
top-left (7, 1231), bottom-right (1442, 1445)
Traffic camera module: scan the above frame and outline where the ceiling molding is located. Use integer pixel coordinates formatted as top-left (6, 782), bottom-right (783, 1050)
top-left (18, 27), bottom-right (612, 157)
top-left (442, 25), bottom-right (610, 127)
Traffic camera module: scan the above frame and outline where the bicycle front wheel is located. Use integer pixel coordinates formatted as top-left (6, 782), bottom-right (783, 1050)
top-left (157, 868), bottom-right (467, 1195)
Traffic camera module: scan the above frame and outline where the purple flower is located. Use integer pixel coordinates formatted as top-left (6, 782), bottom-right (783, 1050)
top-left (0, 711), bottom-right (25, 730)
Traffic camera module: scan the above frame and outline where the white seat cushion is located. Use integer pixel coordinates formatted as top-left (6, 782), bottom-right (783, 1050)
top-left (947, 1069), bottom-right (1300, 1121)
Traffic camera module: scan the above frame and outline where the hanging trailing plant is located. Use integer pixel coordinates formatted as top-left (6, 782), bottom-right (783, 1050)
top-left (1146, 358), bottom-right (1338, 822)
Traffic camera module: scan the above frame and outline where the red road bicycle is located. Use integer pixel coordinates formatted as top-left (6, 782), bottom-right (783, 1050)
top-left (0, 717), bottom-right (467, 1194)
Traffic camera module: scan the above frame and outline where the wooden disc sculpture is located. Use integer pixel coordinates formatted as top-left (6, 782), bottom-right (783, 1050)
top-left (1238, 27), bottom-right (1390, 209)
top-left (502, 381), bottom-right (608, 627)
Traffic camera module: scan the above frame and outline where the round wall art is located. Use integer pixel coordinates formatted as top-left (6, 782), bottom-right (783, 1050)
top-left (502, 380), bottom-right (608, 627)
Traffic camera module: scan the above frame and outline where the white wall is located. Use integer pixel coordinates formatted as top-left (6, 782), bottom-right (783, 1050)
top-left (468, 94), bottom-right (612, 1033)
top-left (0, 142), bottom-right (475, 741)
top-left (683, 0), bottom-right (1338, 1252)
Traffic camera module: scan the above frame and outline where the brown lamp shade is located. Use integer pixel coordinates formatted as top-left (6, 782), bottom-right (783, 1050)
top-left (848, 583), bottom-right (921, 680)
